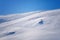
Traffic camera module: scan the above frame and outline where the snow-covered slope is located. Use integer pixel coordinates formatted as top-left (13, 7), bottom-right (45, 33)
top-left (0, 9), bottom-right (60, 40)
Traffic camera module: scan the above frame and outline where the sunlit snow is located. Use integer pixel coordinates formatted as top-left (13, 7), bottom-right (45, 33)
top-left (0, 9), bottom-right (60, 40)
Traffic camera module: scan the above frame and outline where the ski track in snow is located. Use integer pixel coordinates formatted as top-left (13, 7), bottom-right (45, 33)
top-left (0, 9), bottom-right (60, 40)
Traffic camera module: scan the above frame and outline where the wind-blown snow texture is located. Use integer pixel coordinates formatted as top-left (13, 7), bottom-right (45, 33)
top-left (0, 9), bottom-right (60, 40)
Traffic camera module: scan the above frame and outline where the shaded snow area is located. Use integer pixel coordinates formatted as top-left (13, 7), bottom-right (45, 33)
top-left (0, 9), bottom-right (60, 40)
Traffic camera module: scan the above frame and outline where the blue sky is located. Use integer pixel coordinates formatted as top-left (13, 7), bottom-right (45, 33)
top-left (0, 0), bottom-right (60, 15)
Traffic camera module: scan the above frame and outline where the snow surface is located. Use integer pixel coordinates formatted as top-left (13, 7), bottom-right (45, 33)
top-left (0, 9), bottom-right (60, 40)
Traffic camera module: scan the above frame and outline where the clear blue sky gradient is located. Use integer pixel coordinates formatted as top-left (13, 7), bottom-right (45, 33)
top-left (0, 0), bottom-right (60, 15)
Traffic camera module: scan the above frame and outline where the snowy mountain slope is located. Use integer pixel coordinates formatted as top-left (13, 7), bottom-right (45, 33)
top-left (0, 9), bottom-right (60, 40)
top-left (0, 11), bottom-right (41, 23)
